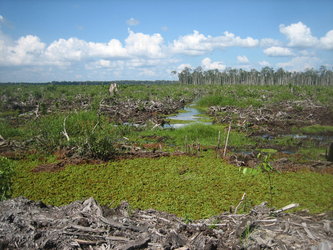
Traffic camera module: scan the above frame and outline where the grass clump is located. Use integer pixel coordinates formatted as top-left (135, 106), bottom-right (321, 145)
top-left (138, 123), bottom-right (254, 149)
top-left (298, 125), bottom-right (333, 135)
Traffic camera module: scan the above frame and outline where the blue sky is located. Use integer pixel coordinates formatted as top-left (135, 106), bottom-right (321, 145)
top-left (0, 0), bottom-right (333, 82)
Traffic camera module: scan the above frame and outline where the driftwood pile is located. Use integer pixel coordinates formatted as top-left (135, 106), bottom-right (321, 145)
top-left (209, 100), bottom-right (333, 134)
top-left (0, 197), bottom-right (332, 249)
top-left (100, 99), bottom-right (186, 125)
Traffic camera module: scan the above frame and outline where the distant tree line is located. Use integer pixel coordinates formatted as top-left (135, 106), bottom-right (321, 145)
top-left (176, 66), bottom-right (333, 85)
top-left (0, 80), bottom-right (176, 86)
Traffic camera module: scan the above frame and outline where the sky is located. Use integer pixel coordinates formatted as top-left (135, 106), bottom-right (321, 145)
top-left (0, 0), bottom-right (333, 82)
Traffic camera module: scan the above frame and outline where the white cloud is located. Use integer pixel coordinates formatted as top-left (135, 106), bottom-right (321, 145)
top-left (45, 37), bottom-right (129, 64)
top-left (98, 59), bottom-right (112, 68)
top-left (170, 30), bottom-right (212, 55)
top-left (211, 31), bottom-right (259, 48)
top-left (277, 56), bottom-right (321, 71)
top-left (264, 46), bottom-right (294, 56)
top-left (0, 35), bottom-right (46, 66)
top-left (320, 30), bottom-right (333, 50)
top-left (279, 22), bottom-right (318, 47)
top-left (139, 68), bottom-right (156, 77)
top-left (126, 18), bottom-right (139, 26)
top-left (2, 21), bottom-right (333, 82)
top-left (259, 61), bottom-right (271, 67)
top-left (279, 22), bottom-right (333, 50)
top-left (237, 55), bottom-right (249, 63)
top-left (125, 29), bottom-right (164, 58)
top-left (201, 57), bottom-right (225, 71)
top-left (88, 39), bottom-right (128, 58)
top-left (45, 38), bottom-right (87, 62)
top-left (0, 29), bottom-right (166, 67)
top-left (177, 63), bottom-right (192, 72)
top-left (170, 30), bottom-right (259, 55)
top-left (259, 38), bottom-right (281, 47)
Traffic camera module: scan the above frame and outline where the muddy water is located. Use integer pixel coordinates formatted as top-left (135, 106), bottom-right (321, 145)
top-left (164, 104), bottom-right (212, 128)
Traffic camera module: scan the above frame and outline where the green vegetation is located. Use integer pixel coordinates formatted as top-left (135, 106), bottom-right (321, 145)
top-left (165, 119), bottom-right (193, 125)
top-left (194, 84), bottom-right (333, 109)
top-left (1, 83), bottom-right (333, 218)
top-left (137, 123), bottom-right (253, 149)
top-left (12, 152), bottom-right (333, 219)
top-left (298, 125), bottom-right (333, 135)
top-left (241, 152), bottom-right (279, 206)
top-left (0, 157), bottom-right (14, 200)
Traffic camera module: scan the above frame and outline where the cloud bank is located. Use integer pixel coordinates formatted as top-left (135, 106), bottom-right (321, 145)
top-left (0, 19), bottom-right (332, 81)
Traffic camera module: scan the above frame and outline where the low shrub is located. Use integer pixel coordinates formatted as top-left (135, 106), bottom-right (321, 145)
top-left (0, 156), bottom-right (14, 200)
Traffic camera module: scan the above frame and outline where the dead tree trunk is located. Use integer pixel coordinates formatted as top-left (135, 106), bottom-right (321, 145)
top-left (109, 83), bottom-right (118, 96)
top-left (327, 142), bottom-right (333, 162)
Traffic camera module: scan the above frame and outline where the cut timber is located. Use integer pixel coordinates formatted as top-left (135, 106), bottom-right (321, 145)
top-left (272, 203), bottom-right (299, 214)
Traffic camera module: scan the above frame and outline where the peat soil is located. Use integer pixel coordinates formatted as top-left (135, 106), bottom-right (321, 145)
top-left (1, 197), bottom-right (332, 249)
top-left (208, 100), bottom-right (333, 136)
top-left (209, 100), bottom-right (333, 173)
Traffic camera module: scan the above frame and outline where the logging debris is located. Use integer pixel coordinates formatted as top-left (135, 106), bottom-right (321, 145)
top-left (208, 100), bottom-right (333, 135)
top-left (0, 197), bottom-right (332, 249)
top-left (100, 98), bottom-right (187, 126)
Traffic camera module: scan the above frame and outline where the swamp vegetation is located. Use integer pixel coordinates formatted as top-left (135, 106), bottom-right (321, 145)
top-left (0, 83), bottom-right (333, 220)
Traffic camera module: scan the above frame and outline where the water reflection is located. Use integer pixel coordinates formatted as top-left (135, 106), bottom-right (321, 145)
top-left (164, 104), bottom-right (212, 129)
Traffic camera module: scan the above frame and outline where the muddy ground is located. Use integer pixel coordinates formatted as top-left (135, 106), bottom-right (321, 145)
top-left (209, 99), bottom-right (333, 173)
top-left (0, 197), bottom-right (332, 249)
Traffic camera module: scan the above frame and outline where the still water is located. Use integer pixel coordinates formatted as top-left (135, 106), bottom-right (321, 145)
top-left (164, 104), bottom-right (212, 128)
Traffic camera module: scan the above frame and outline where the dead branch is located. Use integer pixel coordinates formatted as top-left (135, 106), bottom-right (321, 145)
top-left (223, 122), bottom-right (232, 157)
top-left (61, 116), bottom-right (70, 141)
top-left (34, 103), bottom-right (40, 119)
top-left (234, 192), bottom-right (246, 214)
top-left (0, 197), bottom-right (331, 250)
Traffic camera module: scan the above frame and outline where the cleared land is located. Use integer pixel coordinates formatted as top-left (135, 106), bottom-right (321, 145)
top-left (0, 84), bottom-right (332, 218)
